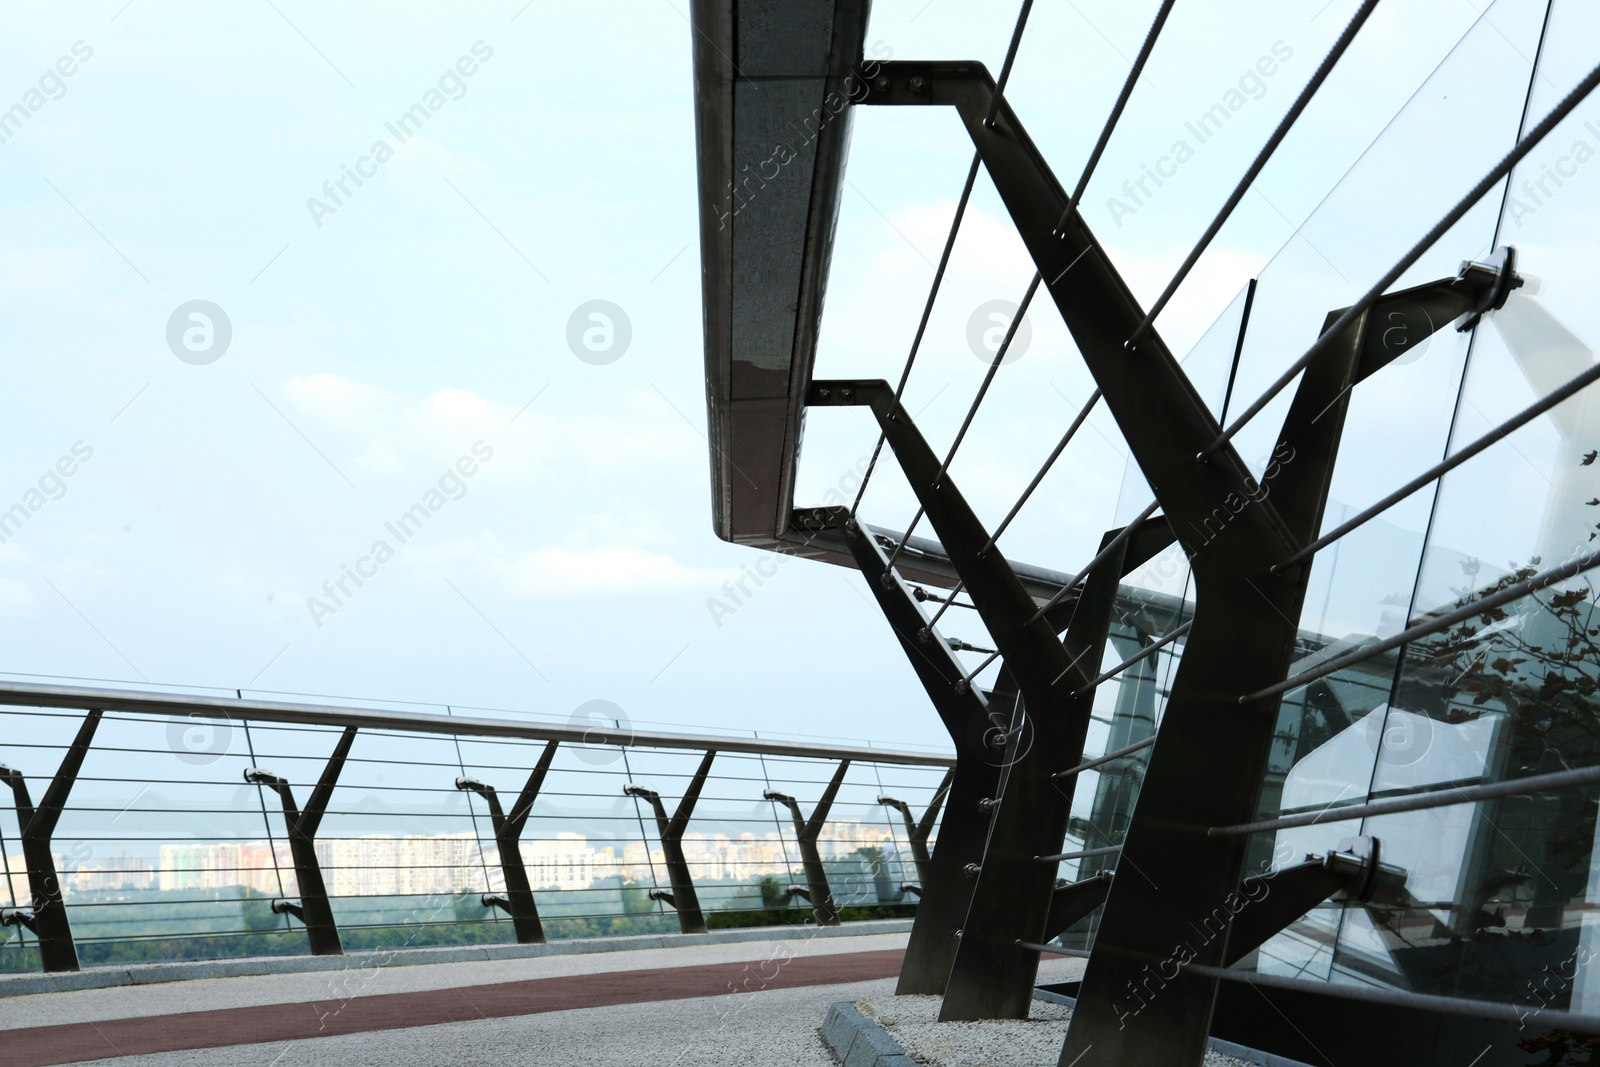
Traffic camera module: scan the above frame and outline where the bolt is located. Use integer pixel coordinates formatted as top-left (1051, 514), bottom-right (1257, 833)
top-left (874, 76), bottom-right (889, 91)
top-left (954, 678), bottom-right (970, 696)
top-left (964, 863), bottom-right (982, 878)
top-left (909, 75), bottom-right (927, 92)
top-left (840, 387), bottom-right (852, 400)
top-left (818, 387), bottom-right (831, 400)
top-left (916, 627), bottom-right (932, 645)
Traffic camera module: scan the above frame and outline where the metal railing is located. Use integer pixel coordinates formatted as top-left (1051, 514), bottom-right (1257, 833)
top-left (0, 680), bottom-right (951, 974)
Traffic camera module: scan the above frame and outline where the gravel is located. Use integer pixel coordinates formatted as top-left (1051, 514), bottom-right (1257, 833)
top-left (852, 992), bottom-right (1256, 1067)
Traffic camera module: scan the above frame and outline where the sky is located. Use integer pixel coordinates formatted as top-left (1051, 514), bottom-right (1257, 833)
top-left (0, 0), bottom-right (1596, 757)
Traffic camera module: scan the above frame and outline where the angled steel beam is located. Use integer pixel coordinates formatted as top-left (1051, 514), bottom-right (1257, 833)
top-left (815, 509), bottom-right (999, 993)
top-left (0, 709), bottom-right (102, 972)
top-left (765, 759), bottom-right (849, 926)
top-left (857, 61), bottom-right (1521, 1062)
top-left (625, 749), bottom-right (717, 935)
top-left (246, 726), bottom-right (357, 956)
top-left (1043, 871), bottom-right (1113, 943)
top-left (456, 739), bottom-right (559, 944)
top-left (1220, 837), bottom-right (1407, 968)
top-left (808, 381), bottom-right (1172, 1019)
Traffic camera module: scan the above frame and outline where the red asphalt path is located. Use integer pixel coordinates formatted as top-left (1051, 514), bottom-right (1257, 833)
top-left (4, 948), bottom-right (904, 1066)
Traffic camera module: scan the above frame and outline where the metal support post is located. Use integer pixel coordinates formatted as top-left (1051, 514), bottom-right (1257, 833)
top-left (624, 749), bottom-right (716, 935)
top-left (855, 60), bottom-right (1522, 1063)
top-left (0, 709), bottom-right (102, 972)
top-left (765, 759), bottom-right (849, 926)
top-left (245, 726), bottom-right (356, 956)
top-left (455, 739), bottom-right (558, 944)
top-left (814, 512), bottom-right (1000, 993)
top-left (809, 381), bottom-right (1173, 1020)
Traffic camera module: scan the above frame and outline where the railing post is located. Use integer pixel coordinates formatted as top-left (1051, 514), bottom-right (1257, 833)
top-left (765, 759), bottom-right (849, 926)
top-left (245, 725), bottom-right (356, 956)
top-left (624, 749), bottom-right (716, 934)
top-left (456, 739), bottom-right (558, 944)
top-left (0, 709), bottom-right (102, 972)
top-left (878, 767), bottom-right (951, 886)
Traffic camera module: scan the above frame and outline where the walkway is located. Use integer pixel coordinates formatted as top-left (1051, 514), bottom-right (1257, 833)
top-left (1, 932), bottom-right (910, 1066)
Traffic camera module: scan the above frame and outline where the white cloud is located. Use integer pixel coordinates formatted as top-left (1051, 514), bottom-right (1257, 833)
top-left (281, 375), bottom-right (695, 482)
top-left (402, 532), bottom-right (735, 598)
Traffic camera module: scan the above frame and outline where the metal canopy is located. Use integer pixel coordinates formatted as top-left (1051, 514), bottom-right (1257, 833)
top-left (692, 0), bottom-right (869, 546)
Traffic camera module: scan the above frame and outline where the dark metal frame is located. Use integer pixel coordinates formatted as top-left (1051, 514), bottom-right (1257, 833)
top-left (822, 511), bottom-right (998, 993)
top-left (824, 56), bottom-right (1550, 1062)
top-left (764, 759), bottom-right (850, 926)
top-left (456, 739), bottom-right (560, 944)
top-left (0, 709), bottom-right (102, 972)
top-left (877, 768), bottom-right (950, 885)
top-left (625, 750), bottom-right (717, 935)
top-left (245, 726), bottom-right (357, 957)
top-left (808, 378), bottom-right (1174, 1020)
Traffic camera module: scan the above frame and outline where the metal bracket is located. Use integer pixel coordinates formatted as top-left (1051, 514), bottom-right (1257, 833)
top-left (624, 749), bottom-right (716, 934)
top-left (270, 898), bottom-right (306, 922)
top-left (764, 758), bottom-right (849, 925)
top-left (1222, 837), bottom-right (1408, 966)
top-left (0, 709), bottom-right (103, 972)
top-left (1, 907), bottom-right (38, 934)
top-left (245, 725), bottom-right (356, 956)
top-left (456, 739), bottom-right (559, 945)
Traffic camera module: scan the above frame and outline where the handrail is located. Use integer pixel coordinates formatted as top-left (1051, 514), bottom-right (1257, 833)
top-left (0, 680), bottom-right (952, 767)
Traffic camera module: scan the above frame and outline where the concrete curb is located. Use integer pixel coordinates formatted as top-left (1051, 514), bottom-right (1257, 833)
top-left (0, 918), bottom-right (913, 999)
top-left (820, 1001), bottom-right (916, 1067)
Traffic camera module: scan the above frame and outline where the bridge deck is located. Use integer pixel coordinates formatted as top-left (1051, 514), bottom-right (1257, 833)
top-left (2, 932), bottom-right (914, 1066)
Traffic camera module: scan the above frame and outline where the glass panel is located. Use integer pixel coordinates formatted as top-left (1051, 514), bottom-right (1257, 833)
top-left (1353, 0), bottom-right (1600, 1007)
